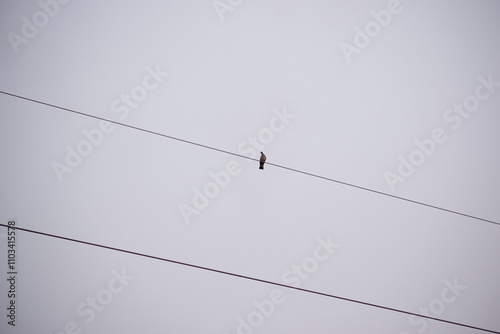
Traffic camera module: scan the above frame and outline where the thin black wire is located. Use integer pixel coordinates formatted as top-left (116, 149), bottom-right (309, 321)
top-left (1, 224), bottom-right (498, 334)
top-left (1, 90), bottom-right (499, 227)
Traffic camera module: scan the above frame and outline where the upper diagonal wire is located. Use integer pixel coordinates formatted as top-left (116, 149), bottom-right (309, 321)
top-left (1, 90), bottom-right (498, 227)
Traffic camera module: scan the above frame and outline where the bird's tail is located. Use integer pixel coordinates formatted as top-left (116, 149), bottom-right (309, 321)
top-left (259, 165), bottom-right (264, 170)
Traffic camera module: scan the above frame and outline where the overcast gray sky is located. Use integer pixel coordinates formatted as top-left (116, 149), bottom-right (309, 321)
top-left (1, 0), bottom-right (500, 333)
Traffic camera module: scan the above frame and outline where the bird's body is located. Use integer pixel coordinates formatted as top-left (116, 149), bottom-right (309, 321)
top-left (259, 152), bottom-right (266, 170)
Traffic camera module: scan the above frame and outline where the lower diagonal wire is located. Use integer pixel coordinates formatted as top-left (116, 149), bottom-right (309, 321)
top-left (1, 224), bottom-right (498, 334)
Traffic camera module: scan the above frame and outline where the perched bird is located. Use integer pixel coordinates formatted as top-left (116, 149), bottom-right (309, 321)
top-left (259, 152), bottom-right (266, 170)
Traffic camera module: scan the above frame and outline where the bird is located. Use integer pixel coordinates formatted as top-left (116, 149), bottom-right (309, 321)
top-left (259, 152), bottom-right (266, 170)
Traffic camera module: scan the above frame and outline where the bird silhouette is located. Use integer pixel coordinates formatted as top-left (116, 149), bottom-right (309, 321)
top-left (259, 152), bottom-right (266, 170)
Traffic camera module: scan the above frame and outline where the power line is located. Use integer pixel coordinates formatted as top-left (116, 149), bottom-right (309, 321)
top-left (1, 90), bottom-right (499, 227)
top-left (1, 224), bottom-right (498, 334)
top-left (266, 162), bottom-right (500, 226)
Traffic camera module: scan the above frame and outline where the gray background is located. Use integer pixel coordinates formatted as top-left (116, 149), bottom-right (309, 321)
top-left (0, 0), bottom-right (499, 333)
